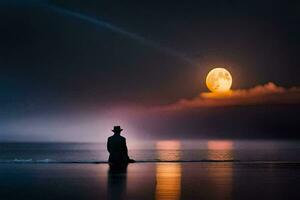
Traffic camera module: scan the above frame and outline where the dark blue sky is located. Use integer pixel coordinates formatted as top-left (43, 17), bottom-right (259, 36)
top-left (0, 0), bottom-right (299, 141)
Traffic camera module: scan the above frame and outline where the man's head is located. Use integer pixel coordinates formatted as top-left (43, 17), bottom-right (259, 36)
top-left (112, 126), bottom-right (123, 135)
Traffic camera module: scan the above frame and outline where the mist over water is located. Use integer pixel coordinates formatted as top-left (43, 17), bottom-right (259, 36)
top-left (1, 140), bottom-right (299, 163)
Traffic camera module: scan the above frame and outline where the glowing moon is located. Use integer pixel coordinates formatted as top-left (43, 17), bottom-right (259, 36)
top-left (206, 68), bottom-right (232, 92)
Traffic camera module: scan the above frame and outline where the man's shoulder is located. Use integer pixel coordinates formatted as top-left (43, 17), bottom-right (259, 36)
top-left (108, 136), bottom-right (114, 141)
top-left (108, 135), bottom-right (126, 140)
top-left (120, 136), bottom-right (126, 140)
top-left (107, 135), bottom-right (114, 141)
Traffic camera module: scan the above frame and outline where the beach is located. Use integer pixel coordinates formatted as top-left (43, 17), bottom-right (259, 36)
top-left (1, 162), bottom-right (300, 200)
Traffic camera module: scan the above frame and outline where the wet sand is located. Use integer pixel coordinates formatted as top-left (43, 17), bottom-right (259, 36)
top-left (0, 162), bottom-right (300, 200)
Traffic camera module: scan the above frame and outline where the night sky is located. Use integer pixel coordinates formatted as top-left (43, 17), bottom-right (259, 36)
top-left (0, 0), bottom-right (299, 141)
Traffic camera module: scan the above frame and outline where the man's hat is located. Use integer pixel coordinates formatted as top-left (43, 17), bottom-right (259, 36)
top-left (112, 126), bottom-right (123, 132)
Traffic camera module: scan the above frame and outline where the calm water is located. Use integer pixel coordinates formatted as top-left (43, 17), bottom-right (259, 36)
top-left (1, 163), bottom-right (300, 200)
top-left (0, 140), bottom-right (300, 162)
top-left (1, 140), bottom-right (300, 200)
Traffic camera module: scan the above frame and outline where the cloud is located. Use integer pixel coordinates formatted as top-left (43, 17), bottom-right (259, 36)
top-left (157, 82), bottom-right (300, 111)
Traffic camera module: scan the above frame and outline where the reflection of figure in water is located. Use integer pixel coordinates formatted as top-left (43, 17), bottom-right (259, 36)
top-left (107, 126), bottom-right (134, 200)
top-left (107, 126), bottom-right (135, 165)
top-left (107, 164), bottom-right (128, 200)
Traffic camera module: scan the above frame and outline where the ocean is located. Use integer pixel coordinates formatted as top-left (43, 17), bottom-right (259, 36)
top-left (0, 140), bottom-right (299, 163)
top-left (1, 140), bottom-right (300, 200)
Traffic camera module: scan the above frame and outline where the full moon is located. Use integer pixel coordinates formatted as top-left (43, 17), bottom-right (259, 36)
top-left (206, 68), bottom-right (232, 92)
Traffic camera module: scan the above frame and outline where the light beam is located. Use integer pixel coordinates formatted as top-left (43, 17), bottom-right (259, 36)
top-left (45, 4), bottom-right (195, 64)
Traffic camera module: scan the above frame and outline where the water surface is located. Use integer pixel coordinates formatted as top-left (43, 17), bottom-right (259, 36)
top-left (0, 140), bottom-right (299, 163)
top-left (1, 140), bottom-right (300, 200)
top-left (1, 163), bottom-right (300, 200)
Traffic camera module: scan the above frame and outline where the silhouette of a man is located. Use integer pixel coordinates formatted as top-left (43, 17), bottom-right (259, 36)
top-left (107, 126), bottom-right (134, 165)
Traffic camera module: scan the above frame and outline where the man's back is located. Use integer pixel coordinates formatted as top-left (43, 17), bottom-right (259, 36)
top-left (107, 134), bottom-right (129, 164)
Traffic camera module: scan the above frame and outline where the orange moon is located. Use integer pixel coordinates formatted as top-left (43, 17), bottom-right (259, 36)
top-left (206, 68), bottom-right (232, 92)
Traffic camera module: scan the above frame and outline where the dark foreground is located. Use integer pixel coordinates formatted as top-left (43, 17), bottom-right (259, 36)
top-left (1, 162), bottom-right (300, 200)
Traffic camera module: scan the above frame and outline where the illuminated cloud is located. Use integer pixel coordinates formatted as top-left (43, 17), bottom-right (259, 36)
top-left (157, 82), bottom-right (300, 111)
